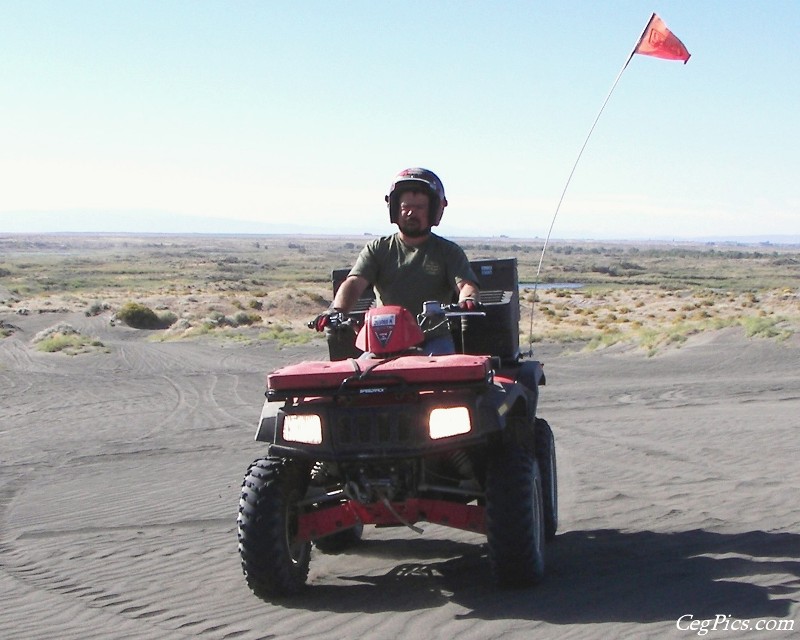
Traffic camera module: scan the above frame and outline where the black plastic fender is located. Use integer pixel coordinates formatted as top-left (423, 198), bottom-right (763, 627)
top-left (480, 379), bottom-right (532, 428)
top-left (516, 360), bottom-right (546, 390)
top-left (255, 399), bottom-right (279, 443)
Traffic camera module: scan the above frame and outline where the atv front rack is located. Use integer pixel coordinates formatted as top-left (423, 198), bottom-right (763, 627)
top-left (267, 353), bottom-right (494, 401)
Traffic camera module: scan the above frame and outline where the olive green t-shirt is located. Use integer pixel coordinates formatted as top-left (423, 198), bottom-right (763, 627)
top-left (349, 233), bottom-right (478, 322)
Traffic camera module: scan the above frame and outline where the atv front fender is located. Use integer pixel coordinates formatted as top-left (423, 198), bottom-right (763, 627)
top-left (255, 399), bottom-right (279, 442)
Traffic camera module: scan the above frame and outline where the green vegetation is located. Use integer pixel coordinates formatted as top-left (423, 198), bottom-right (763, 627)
top-left (740, 316), bottom-right (793, 341)
top-left (116, 302), bottom-right (176, 329)
top-left (233, 311), bottom-right (262, 326)
top-left (258, 324), bottom-right (316, 347)
top-left (31, 323), bottom-right (106, 355)
top-left (35, 333), bottom-right (105, 355)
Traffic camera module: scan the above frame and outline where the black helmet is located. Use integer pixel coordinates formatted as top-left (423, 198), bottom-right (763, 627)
top-left (385, 167), bottom-right (448, 227)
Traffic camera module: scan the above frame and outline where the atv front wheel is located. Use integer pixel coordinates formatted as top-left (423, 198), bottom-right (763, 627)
top-left (535, 418), bottom-right (558, 541)
top-left (237, 457), bottom-right (311, 599)
top-left (485, 435), bottom-right (545, 587)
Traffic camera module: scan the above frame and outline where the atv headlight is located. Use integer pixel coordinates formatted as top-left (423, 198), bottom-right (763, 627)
top-left (282, 414), bottom-right (323, 444)
top-left (429, 406), bottom-right (471, 440)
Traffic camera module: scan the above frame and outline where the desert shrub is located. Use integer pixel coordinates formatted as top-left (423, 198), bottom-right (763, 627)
top-left (204, 310), bottom-right (231, 327)
top-left (587, 329), bottom-right (624, 350)
top-left (117, 302), bottom-right (174, 329)
top-left (35, 333), bottom-right (99, 354)
top-left (32, 323), bottom-right (105, 355)
top-left (248, 298), bottom-right (263, 310)
top-left (740, 316), bottom-right (792, 340)
top-left (85, 300), bottom-right (112, 316)
top-left (233, 311), bottom-right (262, 326)
top-left (86, 301), bottom-right (103, 316)
top-left (301, 289), bottom-right (327, 305)
top-left (158, 310), bottom-right (178, 326)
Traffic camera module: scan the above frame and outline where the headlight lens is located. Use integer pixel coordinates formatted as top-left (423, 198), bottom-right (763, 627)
top-left (429, 406), bottom-right (471, 440)
top-left (282, 414), bottom-right (323, 444)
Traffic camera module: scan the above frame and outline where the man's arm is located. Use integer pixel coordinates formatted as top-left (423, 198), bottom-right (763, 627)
top-left (332, 275), bottom-right (371, 312)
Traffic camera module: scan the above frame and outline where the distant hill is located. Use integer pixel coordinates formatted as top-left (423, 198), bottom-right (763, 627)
top-left (2, 210), bottom-right (798, 245)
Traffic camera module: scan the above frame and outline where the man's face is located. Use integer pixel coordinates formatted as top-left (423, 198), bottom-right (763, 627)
top-left (397, 190), bottom-right (431, 238)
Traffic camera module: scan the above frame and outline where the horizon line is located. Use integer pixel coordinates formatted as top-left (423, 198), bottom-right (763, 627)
top-left (2, 229), bottom-right (799, 247)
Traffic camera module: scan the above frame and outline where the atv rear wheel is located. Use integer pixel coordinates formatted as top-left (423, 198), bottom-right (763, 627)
top-left (535, 418), bottom-right (558, 541)
top-left (485, 435), bottom-right (545, 588)
top-left (237, 457), bottom-right (311, 599)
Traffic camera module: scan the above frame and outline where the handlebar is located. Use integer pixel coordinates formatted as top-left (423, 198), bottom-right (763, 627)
top-left (426, 302), bottom-right (486, 319)
top-left (308, 302), bottom-right (485, 333)
top-left (438, 303), bottom-right (486, 318)
top-left (307, 311), bottom-right (359, 331)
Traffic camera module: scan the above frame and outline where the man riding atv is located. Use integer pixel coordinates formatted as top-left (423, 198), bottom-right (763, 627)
top-left (314, 167), bottom-right (481, 355)
top-left (238, 167), bottom-right (557, 600)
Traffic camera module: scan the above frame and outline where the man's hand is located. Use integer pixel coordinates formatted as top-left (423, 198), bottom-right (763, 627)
top-left (312, 310), bottom-right (345, 332)
top-left (458, 298), bottom-right (479, 311)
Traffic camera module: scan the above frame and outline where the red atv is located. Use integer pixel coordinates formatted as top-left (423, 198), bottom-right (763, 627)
top-left (237, 258), bottom-right (557, 598)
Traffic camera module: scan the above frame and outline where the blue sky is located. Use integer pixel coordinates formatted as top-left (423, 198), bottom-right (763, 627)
top-left (2, 1), bottom-right (798, 240)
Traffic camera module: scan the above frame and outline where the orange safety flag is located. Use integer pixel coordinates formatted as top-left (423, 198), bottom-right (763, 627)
top-left (634, 13), bottom-right (691, 63)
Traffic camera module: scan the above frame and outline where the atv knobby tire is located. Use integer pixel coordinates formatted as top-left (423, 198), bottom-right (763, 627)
top-left (238, 457), bottom-right (311, 598)
top-left (535, 418), bottom-right (558, 541)
top-left (485, 430), bottom-right (546, 587)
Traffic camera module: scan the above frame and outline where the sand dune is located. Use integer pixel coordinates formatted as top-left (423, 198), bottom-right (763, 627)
top-left (1, 312), bottom-right (798, 639)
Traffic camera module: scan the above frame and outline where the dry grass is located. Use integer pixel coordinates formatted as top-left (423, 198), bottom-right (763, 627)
top-left (2, 233), bottom-right (799, 352)
top-left (522, 285), bottom-right (799, 354)
top-left (31, 322), bottom-right (108, 355)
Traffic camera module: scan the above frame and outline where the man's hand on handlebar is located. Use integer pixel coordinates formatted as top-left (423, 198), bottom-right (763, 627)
top-left (308, 309), bottom-right (347, 332)
top-left (458, 297), bottom-right (480, 311)
top-left (437, 301), bottom-right (485, 316)
top-left (310, 309), bottom-right (348, 332)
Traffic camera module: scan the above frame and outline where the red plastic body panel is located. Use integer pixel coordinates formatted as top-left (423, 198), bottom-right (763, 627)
top-left (493, 373), bottom-right (516, 386)
top-left (268, 354), bottom-right (492, 393)
top-left (355, 305), bottom-right (425, 354)
top-left (297, 498), bottom-right (486, 542)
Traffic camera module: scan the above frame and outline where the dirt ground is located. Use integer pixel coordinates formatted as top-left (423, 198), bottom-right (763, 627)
top-left (1, 310), bottom-right (798, 639)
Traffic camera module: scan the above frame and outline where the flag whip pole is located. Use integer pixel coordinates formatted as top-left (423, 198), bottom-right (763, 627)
top-left (526, 18), bottom-right (653, 356)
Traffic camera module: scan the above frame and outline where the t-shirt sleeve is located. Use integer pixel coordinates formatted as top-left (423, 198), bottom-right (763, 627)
top-left (449, 244), bottom-right (480, 288)
top-left (348, 240), bottom-right (380, 283)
